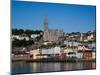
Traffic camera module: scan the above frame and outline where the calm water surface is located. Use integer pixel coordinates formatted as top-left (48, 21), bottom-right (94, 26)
top-left (12, 61), bottom-right (96, 75)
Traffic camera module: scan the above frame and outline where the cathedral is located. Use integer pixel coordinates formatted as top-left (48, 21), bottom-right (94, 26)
top-left (43, 15), bottom-right (64, 42)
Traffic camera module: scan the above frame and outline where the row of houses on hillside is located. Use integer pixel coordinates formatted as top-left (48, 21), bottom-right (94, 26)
top-left (12, 34), bottom-right (41, 41)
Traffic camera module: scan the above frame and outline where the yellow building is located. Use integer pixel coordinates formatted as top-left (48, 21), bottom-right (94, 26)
top-left (29, 49), bottom-right (40, 59)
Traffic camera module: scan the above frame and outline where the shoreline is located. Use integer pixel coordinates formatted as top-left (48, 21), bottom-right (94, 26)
top-left (12, 59), bottom-right (96, 62)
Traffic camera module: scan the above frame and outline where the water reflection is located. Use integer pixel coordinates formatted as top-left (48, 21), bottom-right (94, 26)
top-left (12, 61), bottom-right (96, 75)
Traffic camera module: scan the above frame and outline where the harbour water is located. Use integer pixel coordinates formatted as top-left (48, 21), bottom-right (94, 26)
top-left (12, 61), bottom-right (96, 75)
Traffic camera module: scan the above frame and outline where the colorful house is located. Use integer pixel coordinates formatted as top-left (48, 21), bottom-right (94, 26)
top-left (83, 50), bottom-right (92, 60)
top-left (76, 50), bottom-right (83, 59)
top-left (29, 49), bottom-right (40, 59)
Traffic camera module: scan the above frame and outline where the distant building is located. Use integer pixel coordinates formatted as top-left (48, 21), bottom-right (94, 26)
top-left (12, 35), bottom-right (29, 41)
top-left (76, 50), bottom-right (83, 59)
top-left (43, 15), bottom-right (64, 42)
top-left (29, 49), bottom-right (40, 59)
top-left (31, 34), bottom-right (40, 39)
top-left (92, 51), bottom-right (96, 59)
top-left (64, 40), bottom-right (80, 47)
top-left (78, 45), bottom-right (85, 50)
top-left (64, 48), bottom-right (76, 58)
top-left (83, 50), bottom-right (93, 60)
top-left (81, 30), bottom-right (95, 42)
top-left (41, 46), bottom-right (61, 55)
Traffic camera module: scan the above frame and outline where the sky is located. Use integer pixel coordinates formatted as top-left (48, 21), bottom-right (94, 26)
top-left (12, 1), bottom-right (96, 33)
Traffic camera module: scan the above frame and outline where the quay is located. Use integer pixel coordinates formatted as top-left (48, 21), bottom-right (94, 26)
top-left (12, 58), bottom-right (96, 62)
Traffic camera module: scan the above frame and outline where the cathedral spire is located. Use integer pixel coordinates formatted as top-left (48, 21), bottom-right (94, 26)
top-left (44, 14), bottom-right (48, 31)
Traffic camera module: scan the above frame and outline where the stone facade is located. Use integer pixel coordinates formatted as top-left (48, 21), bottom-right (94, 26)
top-left (43, 15), bottom-right (64, 42)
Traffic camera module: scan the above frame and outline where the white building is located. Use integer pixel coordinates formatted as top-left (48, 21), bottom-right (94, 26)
top-left (64, 48), bottom-right (76, 58)
top-left (76, 51), bottom-right (83, 59)
top-left (88, 42), bottom-right (96, 48)
top-left (87, 34), bottom-right (94, 41)
top-left (64, 40), bottom-right (81, 47)
top-left (92, 51), bottom-right (96, 59)
top-left (31, 34), bottom-right (40, 39)
top-left (12, 35), bottom-right (29, 41)
top-left (41, 46), bottom-right (61, 55)
top-left (78, 45), bottom-right (85, 50)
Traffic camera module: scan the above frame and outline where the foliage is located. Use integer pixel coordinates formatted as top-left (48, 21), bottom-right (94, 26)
top-left (12, 28), bottom-right (43, 35)
top-left (12, 38), bottom-right (34, 47)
